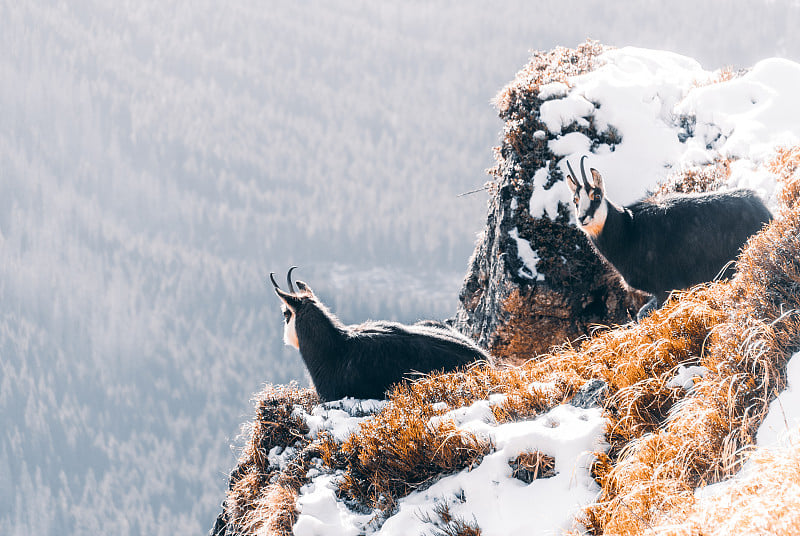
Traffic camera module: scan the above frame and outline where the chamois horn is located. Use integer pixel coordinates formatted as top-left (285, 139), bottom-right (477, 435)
top-left (566, 159), bottom-right (579, 185)
top-left (269, 272), bottom-right (281, 289)
top-left (286, 266), bottom-right (298, 293)
top-left (579, 155), bottom-right (592, 189)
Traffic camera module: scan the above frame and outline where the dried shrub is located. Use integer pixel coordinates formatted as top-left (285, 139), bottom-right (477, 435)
top-left (222, 384), bottom-right (318, 535)
top-left (494, 39), bottom-right (608, 115)
top-left (768, 146), bottom-right (800, 208)
top-left (509, 451), bottom-right (557, 483)
top-left (650, 158), bottom-right (733, 196)
top-left (422, 501), bottom-right (483, 536)
top-left (334, 398), bottom-right (493, 512)
top-left (691, 66), bottom-right (740, 88)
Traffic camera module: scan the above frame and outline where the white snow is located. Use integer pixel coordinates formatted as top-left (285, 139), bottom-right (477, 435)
top-left (540, 93), bottom-right (594, 133)
top-left (293, 401), bottom-right (608, 536)
top-left (536, 46), bottom-right (800, 212)
top-left (509, 228), bottom-right (545, 281)
top-left (296, 398), bottom-right (387, 442)
top-left (537, 81), bottom-right (570, 100)
top-left (667, 365), bottom-right (709, 390)
top-left (294, 474), bottom-right (375, 536)
top-left (756, 351), bottom-right (800, 448)
top-left (528, 165), bottom-right (572, 221)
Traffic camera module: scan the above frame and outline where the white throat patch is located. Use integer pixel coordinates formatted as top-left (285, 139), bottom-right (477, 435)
top-left (283, 307), bottom-right (299, 349)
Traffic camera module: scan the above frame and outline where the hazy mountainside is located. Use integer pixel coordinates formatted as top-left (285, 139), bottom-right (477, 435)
top-left (2, 1), bottom-right (800, 534)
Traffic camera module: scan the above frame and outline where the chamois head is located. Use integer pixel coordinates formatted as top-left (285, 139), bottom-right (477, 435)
top-left (564, 156), bottom-right (607, 238)
top-left (269, 267), bottom-right (317, 349)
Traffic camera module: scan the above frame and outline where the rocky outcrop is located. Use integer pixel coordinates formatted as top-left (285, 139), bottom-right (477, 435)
top-left (454, 41), bottom-right (645, 360)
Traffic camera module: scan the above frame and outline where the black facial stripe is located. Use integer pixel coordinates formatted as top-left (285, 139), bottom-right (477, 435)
top-left (587, 196), bottom-right (602, 216)
top-left (581, 190), bottom-right (603, 219)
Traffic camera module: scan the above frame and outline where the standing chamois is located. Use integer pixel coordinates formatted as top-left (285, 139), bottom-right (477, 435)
top-left (564, 156), bottom-right (772, 317)
top-left (269, 268), bottom-right (491, 401)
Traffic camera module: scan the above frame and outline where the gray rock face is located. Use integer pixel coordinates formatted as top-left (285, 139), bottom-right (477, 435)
top-left (453, 42), bottom-right (645, 360)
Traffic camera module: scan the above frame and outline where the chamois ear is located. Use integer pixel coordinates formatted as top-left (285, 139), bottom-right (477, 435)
top-left (565, 172), bottom-right (580, 193)
top-left (274, 287), bottom-right (302, 309)
top-left (269, 272), bottom-right (303, 308)
top-left (590, 168), bottom-right (605, 192)
top-left (564, 160), bottom-right (580, 193)
top-left (295, 280), bottom-right (314, 295)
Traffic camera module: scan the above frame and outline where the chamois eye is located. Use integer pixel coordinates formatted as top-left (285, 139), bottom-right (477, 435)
top-left (283, 309), bottom-right (292, 323)
top-left (573, 195), bottom-right (579, 205)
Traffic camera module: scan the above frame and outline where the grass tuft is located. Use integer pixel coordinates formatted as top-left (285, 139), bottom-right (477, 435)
top-left (509, 451), bottom-right (557, 483)
top-left (421, 501), bottom-right (483, 536)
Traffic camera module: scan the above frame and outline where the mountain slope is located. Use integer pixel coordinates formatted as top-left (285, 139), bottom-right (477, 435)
top-left (213, 44), bottom-right (800, 535)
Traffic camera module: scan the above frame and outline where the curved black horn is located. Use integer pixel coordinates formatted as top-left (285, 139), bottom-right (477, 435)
top-left (566, 159), bottom-right (578, 184)
top-left (286, 266), bottom-right (298, 293)
top-left (269, 272), bottom-right (280, 289)
top-left (579, 155), bottom-right (591, 189)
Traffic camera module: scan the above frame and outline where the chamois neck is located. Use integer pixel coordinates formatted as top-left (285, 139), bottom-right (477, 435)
top-left (591, 199), bottom-right (629, 249)
top-left (294, 303), bottom-right (347, 376)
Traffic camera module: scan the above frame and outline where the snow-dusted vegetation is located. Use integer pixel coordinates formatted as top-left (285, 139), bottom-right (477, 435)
top-left (217, 45), bottom-right (800, 536)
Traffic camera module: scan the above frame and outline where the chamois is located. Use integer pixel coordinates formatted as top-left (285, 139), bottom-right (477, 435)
top-left (269, 268), bottom-right (491, 401)
top-left (564, 156), bottom-right (772, 316)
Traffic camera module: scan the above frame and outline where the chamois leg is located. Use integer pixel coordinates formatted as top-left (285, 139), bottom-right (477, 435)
top-left (636, 295), bottom-right (659, 322)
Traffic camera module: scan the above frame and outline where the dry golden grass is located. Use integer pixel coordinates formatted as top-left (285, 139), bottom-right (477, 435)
top-left (644, 441), bottom-right (800, 536)
top-left (223, 384), bottom-right (318, 535)
top-left (224, 150), bottom-right (800, 535)
top-left (768, 146), bottom-right (800, 208)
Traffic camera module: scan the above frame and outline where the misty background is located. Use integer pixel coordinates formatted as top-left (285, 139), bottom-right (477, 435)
top-left (2, 1), bottom-right (799, 534)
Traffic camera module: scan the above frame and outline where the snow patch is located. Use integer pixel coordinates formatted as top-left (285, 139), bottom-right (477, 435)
top-left (756, 351), bottom-right (800, 448)
top-left (540, 93), bottom-right (594, 133)
top-left (296, 398), bottom-right (387, 442)
top-left (379, 404), bottom-right (608, 536)
top-left (294, 474), bottom-right (374, 536)
top-left (667, 365), bottom-right (709, 390)
top-left (509, 228), bottom-right (545, 281)
top-left (529, 165), bottom-right (571, 221)
top-left (538, 81), bottom-right (570, 100)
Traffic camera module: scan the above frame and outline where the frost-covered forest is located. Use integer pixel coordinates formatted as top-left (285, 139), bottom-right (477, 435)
top-left (1, 1), bottom-right (799, 534)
